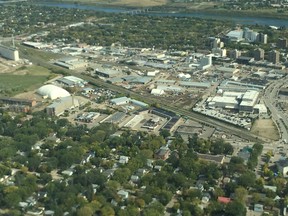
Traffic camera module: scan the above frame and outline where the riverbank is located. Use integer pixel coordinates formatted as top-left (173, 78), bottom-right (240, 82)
top-left (33, 0), bottom-right (288, 20)
top-left (30, 1), bottom-right (288, 27)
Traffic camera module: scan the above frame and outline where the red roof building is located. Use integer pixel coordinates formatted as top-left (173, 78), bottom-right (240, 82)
top-left (217, 196), bottom-right (231, 204)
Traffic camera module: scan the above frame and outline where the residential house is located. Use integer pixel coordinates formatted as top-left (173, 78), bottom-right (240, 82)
top-left (276, 159), bottom-right (288, 177)
top-left (217, 196), bottom-right (231, 204)
top-left (254, 204), bottom-right (264, 213)
top-left (117, 190), bottom-right (129, 200)
top-left (119, 156), bottom-right (129, 164)
top-left (154, 146), bottom-right (170, 160)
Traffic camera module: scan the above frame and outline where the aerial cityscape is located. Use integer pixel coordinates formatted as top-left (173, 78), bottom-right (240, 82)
top-left (0, 0), bottom-right (288, 215)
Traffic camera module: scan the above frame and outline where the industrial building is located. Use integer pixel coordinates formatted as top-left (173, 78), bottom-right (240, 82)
top-left (0, 44), bottom-right (19, 61)
top-left (56, 76), bottom-right (87, 87)
top-left (46, 96), bottom-right (79, 116)
top-left (179, 81), bottom-right (211, 89)
top-left (0, 97), bottom-right (36, 107)
top-left (110, 97), bottom-right (130, 106)
top-left (151, 89), bottom-right (165, 96)
top-left (37, 84), bottom-right (71, 100)
top-left (95, 67), bottom-right (120, 78)
top-left (110, 97), bottom-right (149, 108)
top-left (55, 57), bottom-right (87, 69)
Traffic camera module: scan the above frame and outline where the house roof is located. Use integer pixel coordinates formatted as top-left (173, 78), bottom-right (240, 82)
top-left (217, 196), bottom-right (231, 204)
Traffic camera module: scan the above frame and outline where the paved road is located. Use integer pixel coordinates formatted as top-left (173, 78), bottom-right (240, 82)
top-left (19, 45), bottom-right (267, 142)
top-left (263, 78), bottom-right (288, 141)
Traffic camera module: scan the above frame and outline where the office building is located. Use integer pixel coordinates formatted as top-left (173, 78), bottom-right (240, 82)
top-left (253, 48), bottom-right (264, 61)
top-left (257, 33), bottom-right (268, 44)
top-left (268, 50), bottom-right (280, 64)
top-left (278, 38), bottom-right (288, 49)
top-left (229, 49), bottom-right (241, 59)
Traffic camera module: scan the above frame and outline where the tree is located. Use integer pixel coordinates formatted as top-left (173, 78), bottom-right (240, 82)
top-left (159, 129), bottom-right (170, 139)
top-left (112, 168), bottom-right (131, 184)
top-left (234, 187), bottom-right (248, 204)
top-left (77, 205), bottom-right (94, 216)
top-left (237, 171), bottom-right (256, 188)
top-left (225, 201), bottom-right (247, 216)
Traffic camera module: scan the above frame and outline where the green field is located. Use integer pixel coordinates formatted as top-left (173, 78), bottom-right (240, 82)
top-left (0, 66), bottom-right (53, 96)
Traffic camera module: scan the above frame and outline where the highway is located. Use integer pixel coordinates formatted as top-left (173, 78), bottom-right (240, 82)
top-left (19, 46), bottom-right (267, 142)
top-left (264, 77), bottom-right (288, 141)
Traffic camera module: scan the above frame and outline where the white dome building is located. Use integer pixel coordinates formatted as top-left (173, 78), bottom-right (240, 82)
top-left (37, 84), bottom-right (70, 100)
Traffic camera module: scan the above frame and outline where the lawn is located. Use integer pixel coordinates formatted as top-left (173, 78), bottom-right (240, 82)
top-left (251, 119), bottom-right (280, 141)
top-left (0, 73), bottom-right (49, 96)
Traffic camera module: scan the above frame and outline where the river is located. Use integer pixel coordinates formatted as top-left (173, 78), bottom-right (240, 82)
top-left (34, 2), bottom-right (288, 27)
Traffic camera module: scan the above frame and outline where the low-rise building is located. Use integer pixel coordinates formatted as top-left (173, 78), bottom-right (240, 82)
top-left (46, 96), bottom-right (79, 116)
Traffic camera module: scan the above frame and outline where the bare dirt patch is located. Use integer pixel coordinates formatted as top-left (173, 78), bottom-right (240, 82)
top-left (251, 119), bottom-right (280, 141)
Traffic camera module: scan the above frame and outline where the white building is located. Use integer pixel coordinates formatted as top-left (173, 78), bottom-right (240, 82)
top-left (208, 96), bottom-right (239, 109)
top-left (151, 89), bottom-right (165, 96)
top-left (0, 45), bottom-right (19, 61)
top-left (239, 90), bottom-right (259, 112)
top-left (199, 55), bottom-right (212, 70)
top-left (110, 97), bottom-right (130, 105)
top-left (36, 84), bottom-right (70, 100)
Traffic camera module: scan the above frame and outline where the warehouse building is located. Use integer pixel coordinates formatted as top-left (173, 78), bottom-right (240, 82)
top-left (55, 57), bottom-right (87, 69)
top-left (46, 96), bottom-right (79, 116)
top-left (95, 67), bottom-right (120, 78)
top-left (179, 81), bottom-right (211, 89)
top-left (110, 97), bottom-right (130, 106)
top-left (0, 45), bottom-right (19, 61)
top-left (56, 76), bottom-right (87, 87)
top-left (0, 97), bottom-right (36, 107)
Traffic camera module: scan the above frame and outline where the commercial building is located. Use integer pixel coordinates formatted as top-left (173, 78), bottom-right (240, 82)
top-left (229, 49), bottom-right (241, 59)
top-left (198, 55), bottom-right (212, 70)
top-left (277, 38), bottom-right (288, 49)
top-left (226, 30), bottom-right (243, 42)
top-left (243, 28), bottom-right (258, 42)
top-left (0, 44), bottom-right (19, 61)
top-left (207, 96), bottom-right (239, 109)
top-left (216, 67), bottom-right (239, 75)
top-left (268, 50), bottom-right (280, 64)
top-left (253, 48), bottom-right (265, 61)
top-left (239, 90), bottom-right (259, 112)
top-left (46, 96), bottom-right (79, 116)
top-left (208, 90), bottom-right (259, 112)
top-left (257, 33), bottom-right (268, 44)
